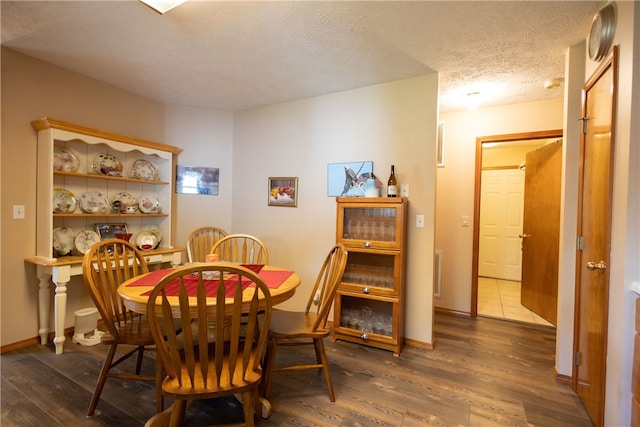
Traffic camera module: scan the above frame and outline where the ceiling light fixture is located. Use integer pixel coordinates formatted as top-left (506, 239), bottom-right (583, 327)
top-left (544, 78), bottom-right (564, 89)
top-left (466, 91), bottom-right (481, 112)
top-left (140, 0), bottom-right (188, 14)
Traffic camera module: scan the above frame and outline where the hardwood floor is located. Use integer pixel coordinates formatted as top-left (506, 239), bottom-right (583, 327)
top-left (1, 313), bottom-right (593, 426)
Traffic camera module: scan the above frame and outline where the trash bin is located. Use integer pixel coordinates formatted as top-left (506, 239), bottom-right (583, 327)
top-left (72, 307), bottom-right (104, 346)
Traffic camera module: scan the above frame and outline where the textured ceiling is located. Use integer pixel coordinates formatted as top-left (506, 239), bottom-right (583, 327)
top-left (1, 1), bottom-right (605, 112)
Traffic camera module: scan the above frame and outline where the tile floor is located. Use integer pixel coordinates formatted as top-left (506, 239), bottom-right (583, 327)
top-left (478, 276), bottom-right (554, 326)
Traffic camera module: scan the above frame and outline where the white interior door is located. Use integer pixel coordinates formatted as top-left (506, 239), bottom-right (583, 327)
top-left (478, 169), bottom-right (524, 281)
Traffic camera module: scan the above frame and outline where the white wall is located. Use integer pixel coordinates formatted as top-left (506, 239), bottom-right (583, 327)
top-left (436, 98), bottom-right (564, 314)
top-left (231, 75), bottom-right (439, 345)
top-left (164, 105), bottom-right (235, 248)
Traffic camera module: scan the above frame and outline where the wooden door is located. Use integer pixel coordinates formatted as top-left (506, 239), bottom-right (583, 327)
top-left (520, 141), bottom-right (562, 325)
top-left (573, 50), bottom-right (617, 427)
top-left (478, 169), bottom-right (524, 281)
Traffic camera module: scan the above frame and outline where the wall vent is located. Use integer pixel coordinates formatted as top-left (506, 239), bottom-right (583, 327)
top-left (434, 250), bottom-right (443, 297)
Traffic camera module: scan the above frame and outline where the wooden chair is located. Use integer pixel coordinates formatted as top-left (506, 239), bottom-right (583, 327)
top-left (186, 226), bottom-right (228, 263)
top-left (210, 234), bottom-right (269, 264)
top-left (146, 263), bottom-right (273, 427)
top-left (262, 243), bottom-right (348, 402)
top-left (82, 239), bottom-right (163, 417)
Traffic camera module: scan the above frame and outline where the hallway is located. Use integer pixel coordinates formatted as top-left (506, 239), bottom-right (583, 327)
top-left (478, 276), bottom-right (554, 326)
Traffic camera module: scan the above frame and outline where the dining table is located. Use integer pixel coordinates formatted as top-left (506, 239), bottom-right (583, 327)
top-left (117, 263), bottom-right (300, 315)
top-left (117, 263), bottom-right (300, 421)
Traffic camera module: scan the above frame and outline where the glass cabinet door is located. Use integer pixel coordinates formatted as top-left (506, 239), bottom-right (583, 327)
top-left (337, 203), bottom-right (403, 249)
top-left (340, 251), bottom-right (401, 297)
top-left (336, 295), bottom-right (395, 337)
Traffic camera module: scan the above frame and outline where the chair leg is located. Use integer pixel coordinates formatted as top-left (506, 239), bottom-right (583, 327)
top-left (87, 344), bottom-right (117, 417)
top-left (241, 390), bottom-right (256, 427)
top-left (135, 346), bottom-right (145, 375)
top-left (261, 337), bottom-right (277, 399)
top-left (314, 338), bottom-right (335, 402)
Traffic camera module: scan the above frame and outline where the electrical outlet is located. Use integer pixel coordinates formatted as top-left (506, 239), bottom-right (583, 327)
top-left (416, 214), bottom-right (424, 228)
top-left (13, 205), bottom-right (25, 219)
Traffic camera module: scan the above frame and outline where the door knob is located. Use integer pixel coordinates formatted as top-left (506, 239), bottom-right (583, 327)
top-left (586, 261), bottom-right (607, 271)
top-left (518, 234), bottom-right (530, 239)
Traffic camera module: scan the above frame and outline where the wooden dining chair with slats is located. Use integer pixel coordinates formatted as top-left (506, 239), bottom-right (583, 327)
top-left (82, 239), bottom-right (163, 417)
top-left (262, 243), bottom-right (348, 402)
top-left (146, 263), bottom-right (273, 427)
top-left (210, 233), bottom-right (269, 264)
top-left (186, 226), bottom-right (228, 263)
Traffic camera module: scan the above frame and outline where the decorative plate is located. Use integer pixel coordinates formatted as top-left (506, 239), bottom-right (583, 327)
top-left (91, 153), bottom-right (123, 177)
top-left (52, 226), bottom-right (76, 256)
top-left (135, 231), bottom-right (158, 251)
top-left (142, 224), bottom-right (163, 244)
top-left (111, 192), bottom-right (138, 212)
top-left (130, 159), bottom-right (158, 181)
top-left (74, 229), bottom-right (101, 254)
top-left (52, 188), bottom-right (77, 213)
top-left (139, 196), bottom-right (162, 214)
top-left (53, 146), bottom-right (80, 172)
top-left (79, 190), bottom-right (110, 214)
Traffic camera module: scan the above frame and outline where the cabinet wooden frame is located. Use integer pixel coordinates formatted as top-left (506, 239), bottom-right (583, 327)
top-left (332, 197), bottom-right (407, 356)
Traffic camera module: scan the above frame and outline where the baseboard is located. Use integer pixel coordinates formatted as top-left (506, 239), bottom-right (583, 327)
top-left (1, 326), bottom-right (76, 354)
top-left (435, 306), bottom-right (471, 318)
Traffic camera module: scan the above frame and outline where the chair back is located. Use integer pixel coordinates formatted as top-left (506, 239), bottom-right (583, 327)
top-left (306, 243), bottom-right (348, 331)
top-left (82, 239), bottom-right (150, 338)
top-left (146, 263), bottom-right (273, 391)
top-left (186, 226), bottom-right (228, 263)
top-left (210, 234), bottom-right (269, 264)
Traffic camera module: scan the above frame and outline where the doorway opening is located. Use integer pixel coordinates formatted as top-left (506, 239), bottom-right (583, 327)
top-left (471, 130), bottom-right (563, 326)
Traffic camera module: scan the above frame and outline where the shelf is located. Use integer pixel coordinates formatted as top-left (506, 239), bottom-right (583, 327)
top-left (53, 213), bottom-right (168, 218)
top-left (54, 170), bottom-right (169, 185)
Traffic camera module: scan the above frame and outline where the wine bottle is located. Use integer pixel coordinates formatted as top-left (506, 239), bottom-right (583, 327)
top-left (387, 165), bottom-right (398, 197)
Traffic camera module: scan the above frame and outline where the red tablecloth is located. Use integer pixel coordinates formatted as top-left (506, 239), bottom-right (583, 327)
top-left (125, 265), bottom-right (294, 298)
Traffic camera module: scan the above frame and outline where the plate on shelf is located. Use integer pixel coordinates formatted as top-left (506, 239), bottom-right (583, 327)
top-left (139, 196), bottom-right (162, 214)
top-left (52, 226), bottom-right (76, 256)
top-left (91, 153), bottom-right (123, 177)
top-left (74, 229), bottom-right (101, 254)
top-left (135, 231), bottom-right (158, 251)
top-left (79, 190), bottom-right (110, 214)
top-left (142, 224), bottom-right (163, 244)
top-left (53, 188), bottom-right (77, 213)
top-left (53, 146), bottom-right (80, 172)
top-left (111, 192), bottom-right (138, 213)
top-left (130, 159), bottom-right (158, 181)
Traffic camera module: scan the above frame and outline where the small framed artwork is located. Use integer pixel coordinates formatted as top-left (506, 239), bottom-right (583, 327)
top-left (95, 223), bottom-right (128, 240)
top-left (327, 161), bottom-right (374, 197)
top-left (268, 177), bottom-right (298, 207)
top-left (437, 121), bottom-right (445, 168)
top-left (176, 165), bottom-right (219, 195)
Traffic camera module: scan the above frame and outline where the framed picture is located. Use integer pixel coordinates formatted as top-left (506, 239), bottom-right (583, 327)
top-left (176, 165), bottom-right (219, 195)
top-left (95, 223), bottom-right (128, 240)
top-left (268, 177), bottom-right (298, 207)
top-left (437, 121), bottom-right (445, 168)
top-left (327, 161), bottom-right (374, 197)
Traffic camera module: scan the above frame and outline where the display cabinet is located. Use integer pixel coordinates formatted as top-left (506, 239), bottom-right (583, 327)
top-left (26, 118), bottom-right (183, 354)
top-left (332, 197), bottom-right (407, 356)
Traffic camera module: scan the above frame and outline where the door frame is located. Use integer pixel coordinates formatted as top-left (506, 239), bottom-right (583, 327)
top-left (471, 129), bottom-right (563, 317)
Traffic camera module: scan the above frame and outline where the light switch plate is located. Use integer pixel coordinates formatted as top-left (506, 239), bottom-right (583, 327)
top-left (401, 184), bottom-right (410, 197)
top-left (416, 214), bottom-right (424, 228)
